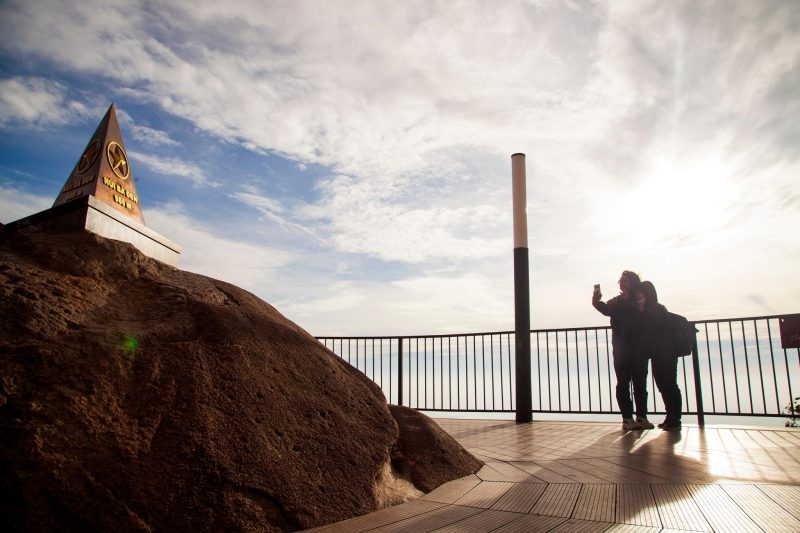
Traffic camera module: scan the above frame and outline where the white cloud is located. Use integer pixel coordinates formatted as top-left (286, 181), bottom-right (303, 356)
top-left (231, 179), bottom-right (509, 264)
top-left (1, 0), bottom-right (799, 332)
top-left (0, 185), bottom-right (52, 222)
top-left (116, 108), bottom-right (181, 147)
top-left (231, 190), bottom-right (285, 214)
top-left (1, 2), bottom-right (611, 181)
top-left (279, 268), bottom-right (515, 337)
top-left (145, 201), bottom-right (293, 293)
top-left (2, 1), bottom-right (796, 182)
top-left (129, 151), bottom-right (218, 187)
top-left (323, 199), bottom-right (508, 264)
top-left (282, 281), bottom-right (367, 316)
top-left (229, 189), bottom-right (321, 241)
top-left (0, 77), bottom-right (95, 126)
top-left (128, 124), bottom-right (181, 147)
top-left (390, 272), bottom-right (513, 333)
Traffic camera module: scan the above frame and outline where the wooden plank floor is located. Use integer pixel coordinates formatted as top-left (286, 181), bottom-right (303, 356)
top-left (308, 420), bottom-right (800, 532)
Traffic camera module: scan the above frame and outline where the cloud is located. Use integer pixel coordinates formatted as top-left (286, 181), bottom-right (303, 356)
top-left (1, 0), bottom-right (799, 331)
top-left (116, 109), bottom-right (181, 147)
top-left (2, 4), bottom-right (791, 193)
top-left (279, 269), bottom-right (514, 336)
top-left (129, 151), bottom-right (218, 187)
top-left (281, 281), bottom-right (367, 316)
top-left (127, 124), bottom-right (181, 147)
top-left (2, 1), bottom-right (796, 182)
top-left (230, 176), bottom-right (508, 264)
top-left (144, 201), bottom-right (515, 336)
top-left (0, 77), bottom-right (95, 126)
top-left (145, 201), bottom-right (293, 292)
top-left (231, 190), bottom-right (285, 214)
top-left (390, 272), bottom-right (512, 332)
top-left (0, 2), bottom-right (613, 177)
top-left (229, 189), bottom-right (321, 241)
top-left (0, 185), bottom-right (52, 222)
top-left (322, 198), bottom-right (508, 264)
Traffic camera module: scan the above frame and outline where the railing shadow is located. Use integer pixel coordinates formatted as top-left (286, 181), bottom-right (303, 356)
top-left (434, 418), bottom-right (800, 531)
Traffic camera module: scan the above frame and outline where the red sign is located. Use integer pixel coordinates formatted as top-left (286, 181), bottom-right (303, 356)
top-left (779, 314), bottom-right (800, 349)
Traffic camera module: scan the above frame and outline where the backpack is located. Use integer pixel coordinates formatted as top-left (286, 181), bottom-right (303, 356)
top-left (666, 312), bottom-right (697, 356)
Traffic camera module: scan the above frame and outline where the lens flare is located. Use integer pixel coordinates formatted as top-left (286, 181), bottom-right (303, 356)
top-left (124, 335), bottom-right (138, 351)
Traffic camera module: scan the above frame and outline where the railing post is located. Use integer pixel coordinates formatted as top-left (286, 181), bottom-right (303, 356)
top-left (397, 337), bottom-right (403, 406)
top-left (690, 327), bottom-right (705, 427)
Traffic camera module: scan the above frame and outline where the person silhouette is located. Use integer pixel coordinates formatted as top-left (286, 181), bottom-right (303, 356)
top-left (592, 270), bottom-right (653, 430)
top-left (636, 281), bottom-right (682, 430)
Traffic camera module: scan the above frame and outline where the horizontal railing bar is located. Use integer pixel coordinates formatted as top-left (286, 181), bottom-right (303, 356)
top-left (319, 327), bottom-right (610, 340)
top-left (691, 313), bottom-right (795, 324)
top-left (411, 410), bottom-right (792, 417)
top-left (414, 408), bottom-right (515, 413)
top-left (318, 313), bottom-right (797, 340)
top-left (317, 332), bottom-right (514, 340)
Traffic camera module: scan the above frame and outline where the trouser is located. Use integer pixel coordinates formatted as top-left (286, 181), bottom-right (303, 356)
top-left (652, 353), bottom-right (682, 422)
top-left (613, 337), bottom-right (649, 419)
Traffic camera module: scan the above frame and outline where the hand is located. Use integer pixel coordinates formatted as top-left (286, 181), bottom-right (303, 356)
top-left (592, 287), bottom-right (602, 303)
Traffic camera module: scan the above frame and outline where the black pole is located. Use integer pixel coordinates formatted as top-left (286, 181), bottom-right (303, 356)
top-left (397, 337), bottom-right (403, 406)
top-left (690, 331), bottom-right (704, 427)
top-left (512, 153), bottom-right (532, 423)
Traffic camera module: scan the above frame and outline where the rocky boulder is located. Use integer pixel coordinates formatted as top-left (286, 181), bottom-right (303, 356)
top-left (0, 226), bottom-right (479, 532)
top-left (389, 405), bottom-right (482, 492)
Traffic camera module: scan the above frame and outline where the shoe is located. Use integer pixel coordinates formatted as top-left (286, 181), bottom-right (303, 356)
top-left (636, 416), bottom-right (655, 429)
top-left (657, 420), bottom-right (666, 428)
top-left (662, 420), bottom-right (682, 431)
top-left (622, 418), bottom-right (641, 430)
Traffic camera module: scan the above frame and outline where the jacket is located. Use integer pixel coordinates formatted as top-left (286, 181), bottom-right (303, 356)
top-left (593, 295), bottom-right (639, 343)
top-left (638, 303), bottom-right (674, 359)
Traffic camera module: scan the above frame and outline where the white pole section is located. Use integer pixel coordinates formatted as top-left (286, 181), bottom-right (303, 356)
top-left (512, 153), bottom-right (528, 249)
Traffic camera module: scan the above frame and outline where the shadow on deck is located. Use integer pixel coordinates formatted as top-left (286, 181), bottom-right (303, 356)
top-left (310, 419), bottom-right (800, 532)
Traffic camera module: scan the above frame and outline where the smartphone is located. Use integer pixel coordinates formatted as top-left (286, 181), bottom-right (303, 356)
top-left (593, 284), bottom-right (600, 292)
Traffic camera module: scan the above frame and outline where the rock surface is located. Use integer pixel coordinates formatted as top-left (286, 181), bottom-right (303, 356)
top-left (389, 405), bottom-right (483, 492)
top-left (0, 226), bottom-right (479, 532)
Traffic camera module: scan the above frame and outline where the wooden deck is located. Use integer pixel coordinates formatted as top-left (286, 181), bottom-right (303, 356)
top-left (309, 419), bottom-right (800, 532)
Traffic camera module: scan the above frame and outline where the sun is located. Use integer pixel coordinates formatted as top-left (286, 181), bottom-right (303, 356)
top-left (623, 156), bottom-right (732, 244)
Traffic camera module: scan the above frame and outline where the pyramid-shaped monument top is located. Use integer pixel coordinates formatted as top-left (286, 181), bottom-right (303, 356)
top-left (53, 104), bottom-right (145, 224)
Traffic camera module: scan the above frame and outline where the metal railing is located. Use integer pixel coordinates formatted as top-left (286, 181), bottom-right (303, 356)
top-left (317, 314), bottom-right (800, 423)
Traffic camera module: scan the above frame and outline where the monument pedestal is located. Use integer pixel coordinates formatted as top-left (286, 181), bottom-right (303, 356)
top-left (6, 103), bottom-right (181, 267)
top-left (5, 195), bottom-right (181, 267)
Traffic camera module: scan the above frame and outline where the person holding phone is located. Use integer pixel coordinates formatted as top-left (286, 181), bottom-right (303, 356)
top-left (592, 270), bottom-right (654, 431)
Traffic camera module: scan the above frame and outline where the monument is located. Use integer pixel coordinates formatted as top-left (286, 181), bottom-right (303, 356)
top-left (4, 104), bottom-right (181, 266)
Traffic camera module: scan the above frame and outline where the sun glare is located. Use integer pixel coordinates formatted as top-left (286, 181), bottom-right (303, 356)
top-left (623, 157), bottom-right (732, 244)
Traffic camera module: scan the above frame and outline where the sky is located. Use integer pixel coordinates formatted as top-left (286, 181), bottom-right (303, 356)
top-left (0, 0), bottom-right (798, 337)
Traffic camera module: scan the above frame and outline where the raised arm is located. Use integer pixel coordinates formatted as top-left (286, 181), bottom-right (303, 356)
top-left (593, 298), bottom-right (612, 316)
top-left (592, 286), bottom-right (611, 316)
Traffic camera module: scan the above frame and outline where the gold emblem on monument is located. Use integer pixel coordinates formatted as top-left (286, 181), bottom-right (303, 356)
top-left (77, 139), bottom-right (100, 173)
top-left (106, 141), bottom-right (129, 179)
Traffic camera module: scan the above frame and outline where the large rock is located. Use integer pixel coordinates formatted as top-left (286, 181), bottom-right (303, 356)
top-left (0, 226), bottom-right (478, 531)
top-left (389, 405), bottom-right (482, 492)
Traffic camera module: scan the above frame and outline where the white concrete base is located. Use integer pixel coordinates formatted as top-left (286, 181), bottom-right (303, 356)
top-left (83, 196), bottom-right (181, 266)
top-left (5, 195), bottom-right (181, 267)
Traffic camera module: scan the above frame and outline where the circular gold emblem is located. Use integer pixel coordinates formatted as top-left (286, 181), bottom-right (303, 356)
top-left (77, 139), bottom-right (100, 173)
top-left (106, 141), bottom-right (129, 179)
